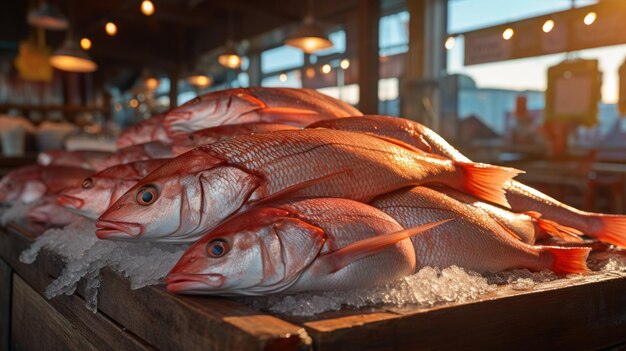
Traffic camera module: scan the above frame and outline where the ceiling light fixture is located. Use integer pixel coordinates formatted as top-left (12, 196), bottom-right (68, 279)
top-left (50, 35), bottom-right (97, 73)
top-left (27, 3), bottom-right (69, 30)
top-left (284, 0), bottom-right (332, 53)
top-left (141, 0), bottom-right (155, 16)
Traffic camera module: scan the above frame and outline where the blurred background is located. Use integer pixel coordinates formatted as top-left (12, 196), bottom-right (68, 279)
top-left (1, 0), bottom-right (626, 213)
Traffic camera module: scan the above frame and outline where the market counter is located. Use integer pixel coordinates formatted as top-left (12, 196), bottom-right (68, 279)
top-left (2, 223), bottom-right (626, 350)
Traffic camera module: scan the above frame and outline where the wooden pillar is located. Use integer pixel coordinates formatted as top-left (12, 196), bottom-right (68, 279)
top-left (357, 0), bottom-right (380, 114)
top-left (247, 53), bottom-right (262, 87)
top-left (0, 259), bottom-right (11, 351)
top-left (401, 0), bottom-right (447, 132)
top-left (169, 68), bottom-right (180, 109)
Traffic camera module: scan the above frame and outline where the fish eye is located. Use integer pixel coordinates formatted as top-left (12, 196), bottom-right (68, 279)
top-left (81, 178), bottom-right (93, 189)
top-left (136, 185), bottom-right (158, 206)
top-left (206, 239), bottom-right (229, 258)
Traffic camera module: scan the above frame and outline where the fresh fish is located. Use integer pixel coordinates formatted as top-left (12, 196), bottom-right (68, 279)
top-left (166, 198), bottom-right (447, 295)
top-left (116, 114), bottom-right (173, 148)
top-left (99, 142), bottom-right (175, 170)
top-left (0, 165), bottom-right (92, 204)
top-left (370, 186), bottom-right (590, 275)
top-left (311, 115), bottom-right (626, 247)
top-left (172, 122), bottom-right (300, 155)
top-left (37, 150), bottom-right (113, 170)
top-left (27, 196), bottom-right (82, 226)
top-left (163, 88), bottom-right (362, 138)
top-left (58, 159), bottom-right (169, 219)
top-left (96, 129), bottom-right (520, 242)
top-left (427, 185), bottom-right (583, 245)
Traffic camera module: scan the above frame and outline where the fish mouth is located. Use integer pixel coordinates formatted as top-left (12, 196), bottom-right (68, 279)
top-left (95, 219), bottom-right (143, 239)
top-left (166, 273), bottom-right (225, 292)
top-left (57, 194), bottom-right (84, 209)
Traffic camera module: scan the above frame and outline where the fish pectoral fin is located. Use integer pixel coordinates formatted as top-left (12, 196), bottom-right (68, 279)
top-left (523, 211), bottom-right (584, 242)
top-left (320, 219), bottom-right (453, 274)
top-left (247, 169), bottom-right (354, 207)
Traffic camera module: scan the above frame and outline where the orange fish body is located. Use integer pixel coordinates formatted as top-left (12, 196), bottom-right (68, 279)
top-left (163, 88), bottom-right (362, 138)
top-left (371, 186), bottom-right (589, 275)
top-left (96, 129), bottom-right (519, 242)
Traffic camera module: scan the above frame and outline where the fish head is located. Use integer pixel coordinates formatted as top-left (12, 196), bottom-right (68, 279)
top-left (58, 174), bottom-right (136, 219)
top-left (95, 149), bottom-right (227, 241)
top-left (163, 89), bottom-right (265, 137)
top-left (0, 166), bottom-right (46, 204)
top-left (166, 207), bottom-right (326, 295)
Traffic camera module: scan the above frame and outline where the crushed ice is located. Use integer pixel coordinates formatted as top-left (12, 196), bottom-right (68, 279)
top-left (19, 217), bottom-right (188, 312)
top-left (16, 215), bottom-right (626, 316)
top-left (0, 202), bottom-right (33, 225)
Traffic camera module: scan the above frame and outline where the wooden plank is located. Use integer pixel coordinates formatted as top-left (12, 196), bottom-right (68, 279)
top-left (0, 259), bottom-right (10, 351)
top-left (11, 275), bottom-right (99, 351)
top-left (0, 225), bottom-right (311, 351)
top-left (0, 238), bottom-right (154, 350)
top-left (302, 274), bottom-right (626, 351)
top-left (5, 221), bottom-right (626, 350)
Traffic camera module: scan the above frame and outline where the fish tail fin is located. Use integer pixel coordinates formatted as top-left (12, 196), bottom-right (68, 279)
top-left (544, 246), bottom-right (591, 275)
top-left (455, 162), bottom-right (523, 209)
top-left (524, 211), bottom-right (584, 243)
top-left (589, 215), bottom-right (626, 247)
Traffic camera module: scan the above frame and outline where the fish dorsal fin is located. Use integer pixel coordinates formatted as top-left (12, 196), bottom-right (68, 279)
top-left (247, 169), bottom-right (353, 208)
top-left (364, 133), bottom-right (427, 154)
top-left (233, 91), bottom-right (267, 109)
top-left (493, 219), bottom-right (523, 241)
top-left (320, 219), bottom-right (452, 274)
top-left (260, 107), bottom-right (320, 116)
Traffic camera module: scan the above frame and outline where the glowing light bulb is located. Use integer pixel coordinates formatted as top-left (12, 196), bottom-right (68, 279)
top-left (80, 38), bottom-right (92, 50)
top-left (141, 0), bottom-right (155, 16)
top-left (444, 36), bottom-right (455, 50)
top-left (305, 67), bottom-right (315, 78)
top-left (584, 12), bottom-right (597, 26)
top-left (321, 64), bottom-right (331, 74)
top-left (105, 22), bottom-right (117, 36)
top-left (542, 20), bottom-right (554, 33)
top-left (129, 99), bottom-right (139, 108)
top-left (340, 59), bottom-right (350, 70)
top-left (502, 28), bottom-right (514, 40)
top-left (279, 73), bottom-right (288, 82)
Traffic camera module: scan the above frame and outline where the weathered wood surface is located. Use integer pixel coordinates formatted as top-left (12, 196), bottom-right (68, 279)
top-left (4, 222), bottom-right (626, 350)
top-left (0, 224), bottom-right (311, 351)
top-left (0, 259), bottom-right (10, 351)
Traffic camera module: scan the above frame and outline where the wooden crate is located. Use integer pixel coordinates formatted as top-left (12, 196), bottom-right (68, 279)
top-left (2, 223), bottom-right (626, 350)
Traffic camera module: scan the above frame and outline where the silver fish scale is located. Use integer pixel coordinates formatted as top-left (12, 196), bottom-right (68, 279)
top-left (371, 186), bottom-right (552, 273)
top-left (202, 129), bottom-right (454, 202)
top-left (278, 198), bottom-right (405, 254)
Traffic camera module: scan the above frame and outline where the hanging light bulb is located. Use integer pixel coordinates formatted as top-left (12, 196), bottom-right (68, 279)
top-left (27, 3), bottom-right (68, 30)
top-left (542, 20), bottom-right (555, 33)
top-left (340, 59), bottom-right (350, 70)
top-left (502, 28), bottom-right (514, 40)
top-left (105, 22), bottom-right (117, 36)
top-left (187, 74), bottom-right (212, 88)
top-left (80, 38), bottom-right (92, 50)
top-left (584, 12), bottom-right (597, 26)
top-left (218, 41), bottom-right (242, 69)
top-left (321, 64), bottom-right (331, 74)
top-left (444, 36), bottom-right (456, 50)
top-left (141, 0), bottom-right (155, 16)
top-left (50, 35), bottom-right (97, 73)
top-left (144, 77), bottom-right (160, 90)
